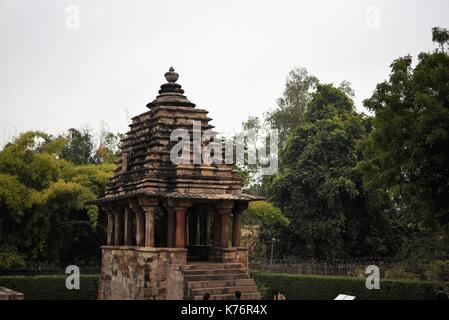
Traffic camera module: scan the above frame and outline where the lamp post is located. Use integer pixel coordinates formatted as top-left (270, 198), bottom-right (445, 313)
top-left (270, 238), bottom-right (278, 265)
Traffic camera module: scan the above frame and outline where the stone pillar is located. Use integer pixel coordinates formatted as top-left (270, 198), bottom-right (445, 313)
top-left (167, 200), bottom-right (191, 249)
top-left (124, 206), bottom-right (132, 246)
top-left (175, 207), bottom-right (186, 248)
top-left (185, 213), bottom-right (189, 246)
top-left (139, 197), bottom-right (158, 247)
top-left (136, 210), bottom-right (145, 246)
top-left (114, 210), bottom-right (122, 246)
top-left (214, 202), bottom-right (234, 248)
top-left (217, 209), bottom-right (230, 248)
top-left (232, 211), bottom-right (241, 247)
top-left (144, 207), bottom-right (155, 247)
top-left (232, 202), bottom-right (249, 247)
top-left (232, 202), bottom-right (248, 247)
top-left (195, 212), bottom-right (201, 246)
top-left (166, 207), bottom-right (175, 247)
top-left (130, 202), bottom-right (145, 247)
top-left (213, 209), bottom-right (221, 247)
top-left (206, 206), bottom-right (213, 246)
top-left (106, 209), bottom-right (114, 245)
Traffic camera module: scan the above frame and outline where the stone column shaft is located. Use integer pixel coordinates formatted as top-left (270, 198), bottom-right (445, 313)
top-left (206, 208), bottom-right (212, 246)
top-left (114, 211), bottom-right (122, 246)
top-left (213, 211), bottom-right (221, 247)
top-left (107, 212), bottom-right (114, 245)
top-left (167, 208), bottom-right (175, 247)
top-left (232, 212), bottom-right (241, 247)
top-left (124, 207), bottom-right (132, 246)
top-left (135, 209), bottom-right (145, 246)
top-left (175, 208), bottom-right (186, 248)
top-left (218, 210), bottom-right (230, 248)
top-left (144, 207), bottom-right (155, 247)
top-left (195, 212), bottom-right (201, 246)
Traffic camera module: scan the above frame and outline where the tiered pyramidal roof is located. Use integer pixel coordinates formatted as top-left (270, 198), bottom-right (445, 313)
top-left (100, 68), bottom-right (261, 202)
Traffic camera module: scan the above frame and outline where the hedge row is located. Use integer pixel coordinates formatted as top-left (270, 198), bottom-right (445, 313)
top-left (1, 273), bottom-right (441, 300)
top-left (0, 275), bottom-right (99, 300)
top-left (251, 271), bottom-right (441, 300)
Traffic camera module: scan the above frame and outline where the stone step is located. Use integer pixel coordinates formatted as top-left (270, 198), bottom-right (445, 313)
top-left (192, 292), bottom-right (261, 300)
top-left (190, 285), bottom-right (259, 296)
top-left (183, 268), bottom-right (247, 276)
top-left (184, 273), bottom-right (251, 282)
top-left (182, 263), bottom-right (244, 270)
top-left (186, 278), bottom-right (255, 289)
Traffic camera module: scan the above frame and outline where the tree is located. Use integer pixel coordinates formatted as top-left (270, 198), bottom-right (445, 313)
top-left (233, 116), bottom-right (267, 194)
top-left (60, 128), bottom-right (95, 165)
top-left (235, 68), bottom-right (318, 194)
top-left (265, 67), bottom-right (318, 146)
top-left (94, 130), bottom-right (124, 164)
top-left (0, 173), bottom-right (31, 267)
top-left (432, 27), bottom-right (449, 53)
top-left (240, 201), bottom-right (289, 260)
top-left (360, 29), bottom-right (449, 236)
top-left (0, 131), bottom-right (115, 267)
top-left (269, 84), bottom-right (402, 260)
top-left (60, 127), bottom-right (123, 165)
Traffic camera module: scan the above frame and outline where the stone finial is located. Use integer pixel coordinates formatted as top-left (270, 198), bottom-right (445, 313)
top-left (164, 67), bottom-right (179, 83)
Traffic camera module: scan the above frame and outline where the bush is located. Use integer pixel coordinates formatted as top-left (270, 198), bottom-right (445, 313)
top-left (0, 275), bottom-right (99, 300)
top-left (1, 272), bottom-right (441, 300)
top-left (384, 266), bottom-right (419, 280)
top-left (251, 271), bottom-right (440, 300)
top-left (424, 260), bottom-right (449, 281)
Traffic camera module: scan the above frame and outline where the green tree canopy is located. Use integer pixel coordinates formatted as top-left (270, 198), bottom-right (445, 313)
top-left (242, 201), bottom-right (289, 227)
top-left (269, 84), bottom-right (402, 260)
top-left (0, 130), bottom-right (116, 268)
top-left (265, 67), bottom-right (318, 145)
top-left (60, 128), bottom-right (96, 165)
top-left (360, 30), bottom-right (449, 235)
top-left (432, 27), bottom-right (449, 52)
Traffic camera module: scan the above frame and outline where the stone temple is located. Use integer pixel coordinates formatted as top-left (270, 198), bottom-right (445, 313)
top-left (91, 67), bottom-right (263, 300)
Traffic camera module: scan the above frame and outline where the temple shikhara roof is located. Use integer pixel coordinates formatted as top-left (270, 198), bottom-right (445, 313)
top-left (94, 68), bottom-right (263, 300)
top-left (94, 67), bottom-right (263, 204)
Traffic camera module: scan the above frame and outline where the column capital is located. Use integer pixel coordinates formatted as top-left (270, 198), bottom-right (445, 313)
top-left (233, 201), bottom-right (249, 214)
top-left (116, 200), bottom-right (129, 208)
top-left (138, 197), bottom-right (158, 208)
top-left (214, 201), bottom-right (235, 211)
top-left (102, 204), bottom-right (115, 214)
top-left (129, 201), bottom-right (139, 211)
top-left (167, 199), bottom-right (192, 209)
top-left (216, 207), bottom-right (233, 215)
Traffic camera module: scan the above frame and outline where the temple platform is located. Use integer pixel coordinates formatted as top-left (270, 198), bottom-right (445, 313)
top-left (98, 246), bottom-right (259, 300)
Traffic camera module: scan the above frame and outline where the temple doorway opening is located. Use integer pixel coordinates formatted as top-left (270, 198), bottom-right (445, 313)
top-left (186, 204), bottom-right (214, 261)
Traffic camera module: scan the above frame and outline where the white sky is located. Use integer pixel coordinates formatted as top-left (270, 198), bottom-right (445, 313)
top-left (1, 0), bottom-right (448, 146)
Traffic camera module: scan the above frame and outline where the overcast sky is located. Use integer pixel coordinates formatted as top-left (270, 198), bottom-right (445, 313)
top-left (1, 0), bottom-right (448, 146)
